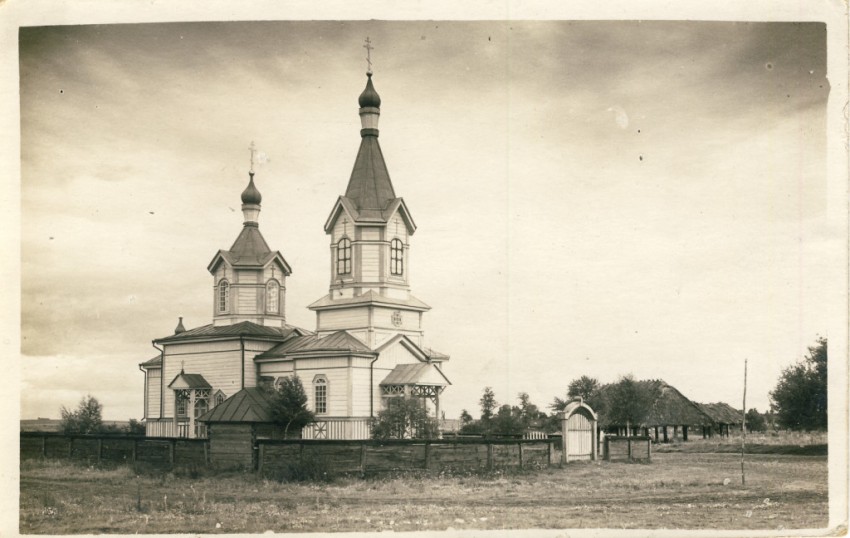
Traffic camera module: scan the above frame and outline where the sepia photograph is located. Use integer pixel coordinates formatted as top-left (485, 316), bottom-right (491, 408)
top-left (5, 2), bottom-right (848, 535)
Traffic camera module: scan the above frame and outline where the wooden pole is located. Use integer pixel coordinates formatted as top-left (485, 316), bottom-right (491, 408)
top-left (741, 358), bottom-right (747, 486)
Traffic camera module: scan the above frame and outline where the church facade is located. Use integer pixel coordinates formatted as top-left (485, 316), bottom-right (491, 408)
top-left (139, 72), bottom-right (450, 440)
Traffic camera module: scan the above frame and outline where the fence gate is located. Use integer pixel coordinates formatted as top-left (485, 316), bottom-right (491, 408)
top-left (557, 398), bottom-right (598, 462)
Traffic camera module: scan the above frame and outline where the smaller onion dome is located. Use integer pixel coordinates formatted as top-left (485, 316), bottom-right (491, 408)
top-left (358, 74), bottom-right (381, 108)
top-left (241, 172), bottom-right (262, 204)
top-left (174, 316), bottom-right (186, 334)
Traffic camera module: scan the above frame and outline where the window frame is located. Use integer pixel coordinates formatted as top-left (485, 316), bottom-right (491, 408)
top-left (390, 238), bottom-right (404, 276)
top-left (265, 279), bottom-right (280, 314)
top-left (218, 279), bottom-right (230, 313)
top-left (337, 237), bottom-right (352, 275)
top-left (313, 375), bottom-right (328, 415)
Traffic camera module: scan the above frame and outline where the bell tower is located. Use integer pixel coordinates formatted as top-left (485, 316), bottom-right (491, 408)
top-left (208, 152), bottom-right (292, 327)
top-left (310, 51), bottom-right (430, 349)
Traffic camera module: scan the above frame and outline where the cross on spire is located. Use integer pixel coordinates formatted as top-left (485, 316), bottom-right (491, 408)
top-left (249, 141), bottom-right (257, 173)
top-left (363, 37), bottom-right (374, 75)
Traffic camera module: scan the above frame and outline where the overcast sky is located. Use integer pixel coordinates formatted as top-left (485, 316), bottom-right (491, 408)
top-left (16, 20), bottom-right (841, 421)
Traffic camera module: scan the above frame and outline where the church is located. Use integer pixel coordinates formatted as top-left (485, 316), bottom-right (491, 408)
top-left (138, 67), bottom-right (451, 440)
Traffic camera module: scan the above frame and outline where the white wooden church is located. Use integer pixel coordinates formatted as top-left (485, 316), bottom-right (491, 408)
top-left (139, 69), bottom-right (451, 440)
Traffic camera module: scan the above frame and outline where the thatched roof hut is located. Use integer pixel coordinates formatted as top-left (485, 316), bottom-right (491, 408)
top-left (696, 402), bottom-right (743, 426)
top-left (595, 379), bottom-right (713, 428)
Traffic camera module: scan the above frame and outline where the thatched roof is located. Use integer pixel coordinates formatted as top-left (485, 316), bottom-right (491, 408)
top-left (696, 402), bottom-right (743, 425)
top-left (596, 379), bottom-right (714, 427)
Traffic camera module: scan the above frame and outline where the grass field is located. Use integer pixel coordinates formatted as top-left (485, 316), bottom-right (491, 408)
top-left (20, 451), bottom-right (828, 534)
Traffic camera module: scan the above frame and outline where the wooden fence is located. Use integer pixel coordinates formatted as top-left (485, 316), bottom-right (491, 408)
top-left (602, 435), bottom-right (651, 462)
top-left (20, 432), bottom-right (208, 467)
top-left (257, 438), bottom-right (560, 476)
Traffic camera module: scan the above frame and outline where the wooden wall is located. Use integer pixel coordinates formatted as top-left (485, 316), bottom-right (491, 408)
top-left (258, 438), bottom-right (557, 476)
top-left (207, 423), bottom-right (254, 469)
top-left (603, 436), bottom-right (652, 462)
top-left (20, 432), bottom-right (208, 467)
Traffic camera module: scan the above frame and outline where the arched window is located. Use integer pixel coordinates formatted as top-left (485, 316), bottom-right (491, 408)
top-left (390, 238), bottom-right (404, 275)
top-left (218, 280), bottom-right (230, 313)
top-left (266, 280), bottom-right (279, 313)
top-left (337, 238), bottom-right (351, 275)
top-left (214, 391), bottom-right (226, 407)
top-left (314, 376), bottom-right (328, 414)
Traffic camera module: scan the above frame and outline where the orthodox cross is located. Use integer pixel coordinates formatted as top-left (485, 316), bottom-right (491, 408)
top-left (393, 217), bottom-right (400, 235)
top-left (342, 217), bottom-right (348, 236)
top-left (249, 141), bottom-right (257, 173)
top-left (363, 37), bottom-right (374, 75)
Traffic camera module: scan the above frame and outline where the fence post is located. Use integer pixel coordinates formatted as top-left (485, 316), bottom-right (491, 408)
top-left (359, 443), bottom-right (366, 475)
top-left (132, 439), bottom-right (137, 463)
top-left (68, 437), bottom-right (74, 459)
top-left (486, 442), bottom-right (493, 470)
top-left (258, 443), bottom-right (265, 475)
top-left (627, 438), bottom-right (632, 461)
top-left (648, 438), bottom-right (652, 462)
top-left (42, 435), bottom-right (47, 458)
top-left (518, 443), bottom-right (524, 469)
top-left (169, 439), bottom-right (176, 464)
top-left (547, 441), bottom-right (553, 465)
top-left (604, 437), bottom-right (610, 461)
top-left (203, 441), bottom-right (209, 466)
top-left (97, 438), bottom-right (103, 463)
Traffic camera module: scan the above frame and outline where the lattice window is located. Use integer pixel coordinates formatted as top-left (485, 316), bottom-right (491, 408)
top-left (175, 389), bottom-right (191, 417)
top-left (337, 238), bottom-right (351, 275)
top-left (314, 376), bottom-right (328, 414)
top-left (390, 239), bottom-right (404, 275)
top-left (382, 385), bottom-right (405, 396)
top-left (218, 280), bottom-right (230, 313)
top-left (266, 280), bottom-right (279, 313)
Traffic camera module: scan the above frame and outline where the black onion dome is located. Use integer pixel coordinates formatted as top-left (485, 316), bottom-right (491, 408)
top-left (358, 74), bottom-right (381, 108)
top-left (241, 173), bottom-right (262, 204)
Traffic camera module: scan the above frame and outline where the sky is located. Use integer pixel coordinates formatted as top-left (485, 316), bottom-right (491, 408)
top-left (15, 19), bottom-right (844, 421)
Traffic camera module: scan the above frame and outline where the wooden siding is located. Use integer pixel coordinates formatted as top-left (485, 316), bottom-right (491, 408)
top-left (297, 367), bottom-right (351, 416)
top-left (302, 418), bottom-right (372, 440)
top-left (359, 244), bottom-right (380, 281)
top-left (374, 340), bottom-right (423, 370)
top-left (208, 423), bottom-right (254, 469)
top-left (373, 306), bottom-right (421, 332)
top-left (146, 369), bottom-right (161, 418)
top-left (360, 227), bottom-right (381, 241)
top-left (317, 307), bottom-right (369, 331)
top-left (258, 361), bottom-right (295, 377)
top-left (566, 412), bottom-right (593, 459)
top-left (236, 269), bottom-right (258, 284)
top-left (350, 367), bottom-right (373, 416)
top-left (236, 285), bottom-right (259, 313)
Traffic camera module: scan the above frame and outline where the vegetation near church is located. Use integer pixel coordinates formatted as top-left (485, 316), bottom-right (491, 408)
top-left (60, 395), bottom-right (103, 434)
top-left (770, 337), bottom-right (827, 431)
top-left (268, 376), bottom-right (315, 437)
top-left (371, 399), bottom-right (439, 440)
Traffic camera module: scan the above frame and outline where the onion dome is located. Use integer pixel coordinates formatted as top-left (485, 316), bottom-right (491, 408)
top-left (174, 316), bottom-right (186, 334)
top-left (358, 74), bottom-right (381, 108)
top-left (241, 172), bottom-right (262, 205)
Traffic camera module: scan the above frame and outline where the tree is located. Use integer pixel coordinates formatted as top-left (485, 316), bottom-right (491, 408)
top-left (268, 375), bottom-right (315, 437)
top-left (568, 376), bottom-right (600, 401)
top-left (60, 395), bottom-right (103, 434)
top-left (770, 337), bottom-right (827, 431)
top-left (459, 409), bottom-right (474, 428)
top-left (371, 399), bottom-right (439, 440)
top-left (745, 408), bottom-right (766, 433)
top-left (605, 375), bottom-right (660, 433)
top-left (479, 387), bottom-right (498, 433)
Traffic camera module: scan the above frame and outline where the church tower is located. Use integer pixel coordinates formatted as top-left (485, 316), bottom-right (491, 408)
top-left (208, 170), bottom-right (292, 327)
top-left (309, 72), bottom-right (430, 349)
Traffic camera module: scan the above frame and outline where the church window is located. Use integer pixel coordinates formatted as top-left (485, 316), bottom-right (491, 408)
top-left (218, 280), bottom-right (230, 313)
top-left (390, 239), bottom-right (404, 275)
top-left (337, 238), bottom-right (351, 275)
top-left (266, 280), bottom-right (279, 313)
top-left (194, 397), bottom-right (208, 438)
top-left (314, 376), bottom-right (328, 414)
top-left (176, 394), bottom-right (188, 418)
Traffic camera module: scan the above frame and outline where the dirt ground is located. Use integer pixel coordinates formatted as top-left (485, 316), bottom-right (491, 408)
top-left (19, 452), bottom-right (828, 534)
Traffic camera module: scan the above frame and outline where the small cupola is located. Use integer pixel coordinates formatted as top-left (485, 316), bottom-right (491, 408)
top-left (241, 172), bottom-right (262, 226)
top-left (174, 316), bottom-right (186, 334)
top-left (358, 74), bottom-right (381, 108)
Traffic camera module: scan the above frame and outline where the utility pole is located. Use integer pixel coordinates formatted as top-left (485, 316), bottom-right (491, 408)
top-left (741, 358), bottom-right (747, 485)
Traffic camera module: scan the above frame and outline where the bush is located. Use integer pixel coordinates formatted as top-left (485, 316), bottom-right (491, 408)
top-left (272, 454), bottom-right (332, 483)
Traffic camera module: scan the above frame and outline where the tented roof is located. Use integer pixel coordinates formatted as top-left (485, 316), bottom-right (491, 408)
top-left (197, 387), bottom-right (273, 423)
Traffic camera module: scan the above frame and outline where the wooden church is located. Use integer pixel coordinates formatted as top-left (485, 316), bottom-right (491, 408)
top-left (139, 67), bottom-right (451, 440)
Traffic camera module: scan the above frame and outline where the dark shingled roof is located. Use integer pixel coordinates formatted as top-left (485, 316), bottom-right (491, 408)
top-left (197, 387), bottom-right (273, 423)
top-left (345, 134), bottom-right (396, 212)
top-left (155, 321), bottom-right (309, 344)
top-left (308, 289), bottom-right (430, 311)
top-left (168, 373), bottom-right (212, 389)
top-left (225, 225), bottom-right (273, 266)
top-left (140, 355), bottom-right (162, 368)
top-left (697, 402), bottom-right (743, 424)
top-left (256, 330), bottom-right (373, 359)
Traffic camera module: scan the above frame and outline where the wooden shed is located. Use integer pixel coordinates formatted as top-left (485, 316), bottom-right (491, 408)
top-left (556, 398), bottom-right (598, 462)
top-left (197, 387), bottom-right (283, 469)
